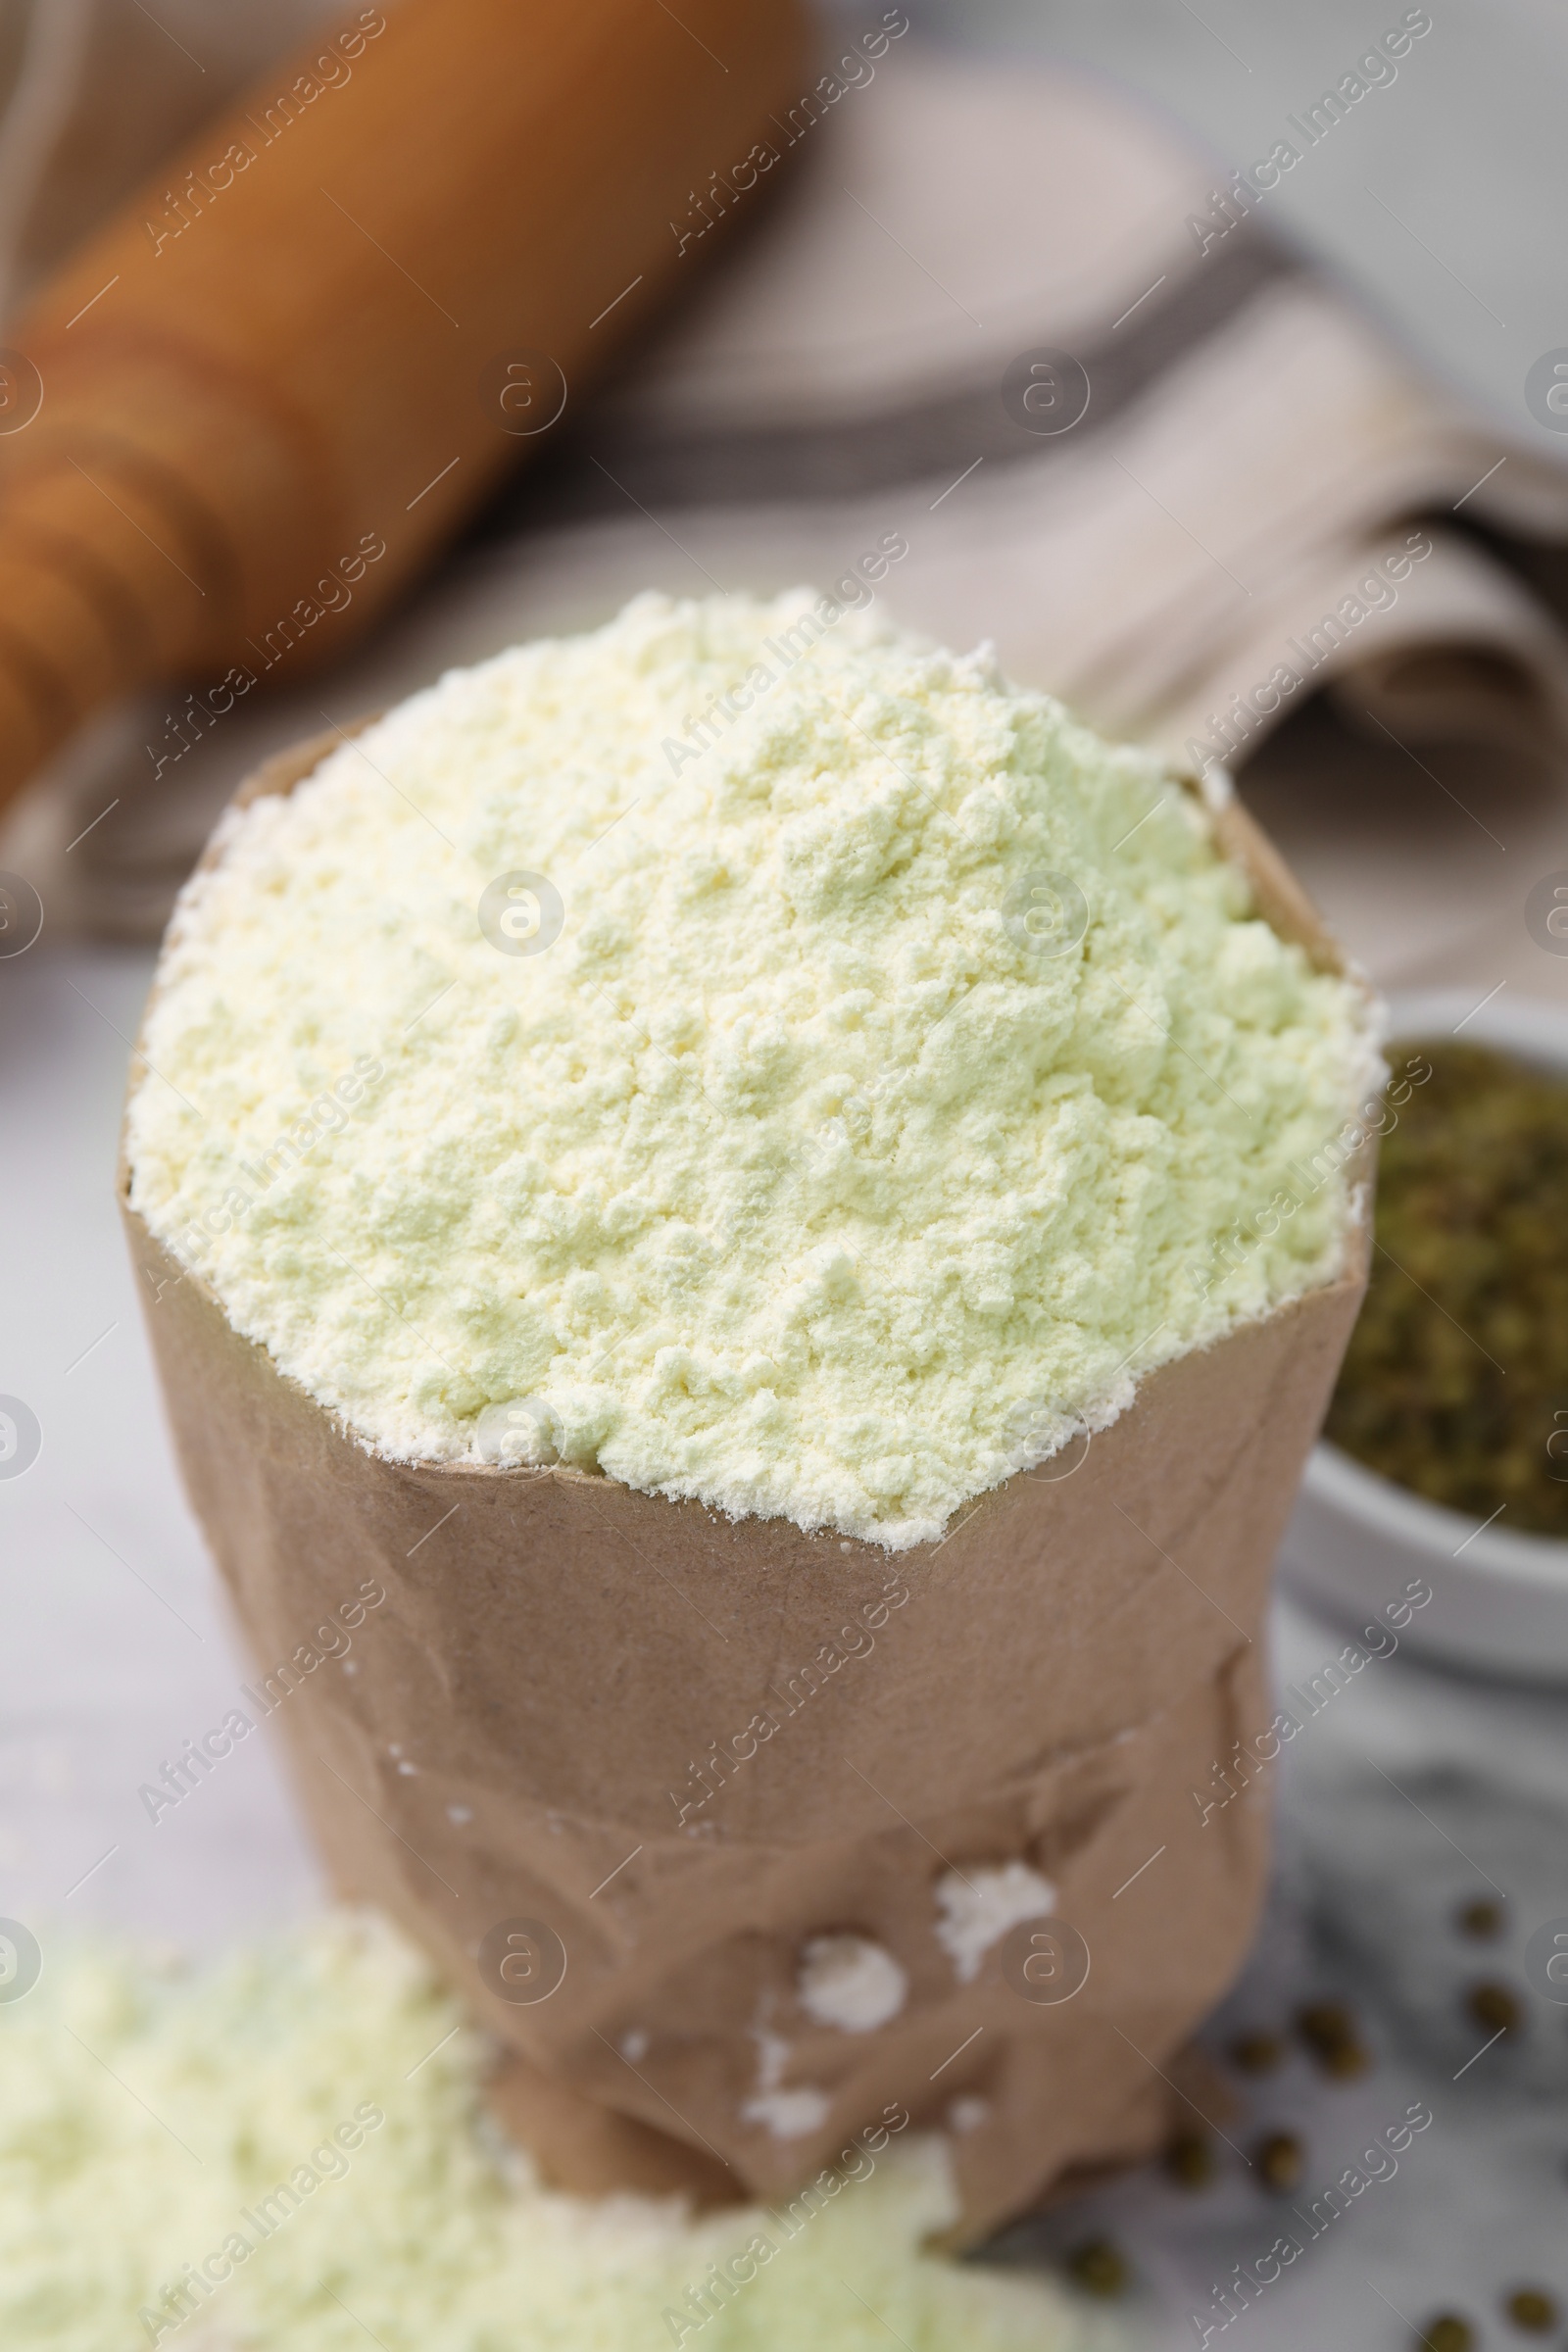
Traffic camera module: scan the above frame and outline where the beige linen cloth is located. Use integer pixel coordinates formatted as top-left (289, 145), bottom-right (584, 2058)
top-left (2, 7), bottom-right (1566, 982)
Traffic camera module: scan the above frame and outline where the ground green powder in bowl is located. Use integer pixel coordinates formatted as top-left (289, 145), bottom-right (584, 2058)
top-left (1326, 1039), bottom-right (1568, 1536)
top-left (124, 591), bottom-right (1376, 1545)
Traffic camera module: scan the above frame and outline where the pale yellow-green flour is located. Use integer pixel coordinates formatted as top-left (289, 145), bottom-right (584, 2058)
top-left (0, 1909), bottom-right (1095, 2351)
top-left (125, 591), bottom-right (1375, 1544)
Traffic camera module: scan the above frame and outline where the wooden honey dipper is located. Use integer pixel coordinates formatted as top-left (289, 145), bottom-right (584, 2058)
top-left (0, 0), bottom-right (808, 812)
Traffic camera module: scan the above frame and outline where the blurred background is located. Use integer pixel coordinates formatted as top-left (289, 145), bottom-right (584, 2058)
top-left (4, 3), bottom-right (1568, 2345)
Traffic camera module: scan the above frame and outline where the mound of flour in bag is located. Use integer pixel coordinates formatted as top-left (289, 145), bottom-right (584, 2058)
top-left (126, 590), bottom-right (1374, 1545)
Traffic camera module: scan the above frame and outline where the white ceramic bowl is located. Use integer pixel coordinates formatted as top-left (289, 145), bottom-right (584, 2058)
top-left (1277, 987), bottom-right (1568, 1683)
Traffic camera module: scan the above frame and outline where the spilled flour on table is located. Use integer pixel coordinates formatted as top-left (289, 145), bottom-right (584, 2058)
top-left (0, 1909), bottom-right (1101, 2351)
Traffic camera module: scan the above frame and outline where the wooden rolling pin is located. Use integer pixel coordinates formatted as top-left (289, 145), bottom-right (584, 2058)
top-left (0, 0), bottom-right (809, 808)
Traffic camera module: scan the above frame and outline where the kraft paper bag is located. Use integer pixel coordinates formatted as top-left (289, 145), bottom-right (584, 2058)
top-left (122, 730), bottom-right (1371, 2243)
